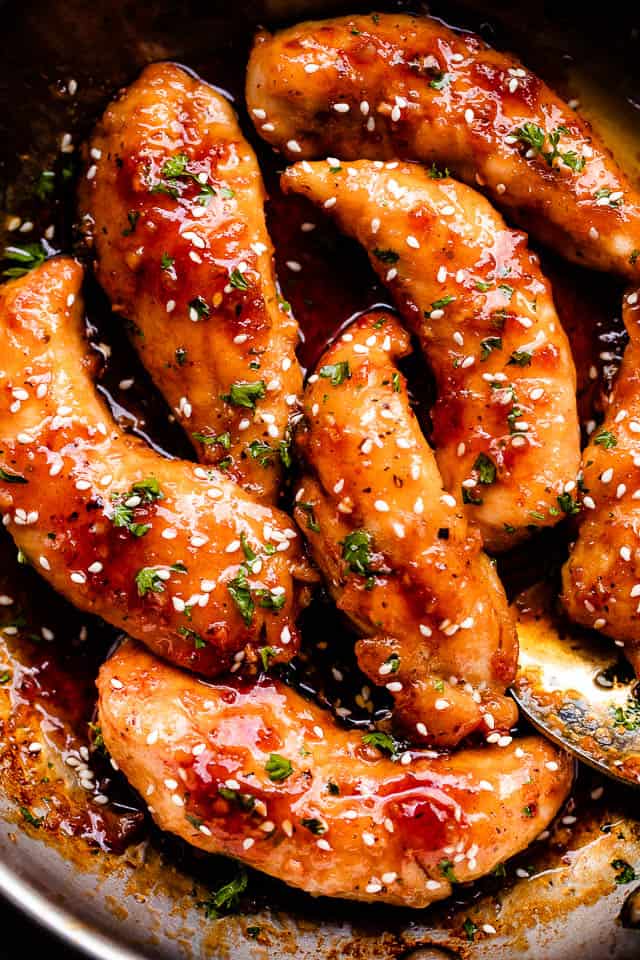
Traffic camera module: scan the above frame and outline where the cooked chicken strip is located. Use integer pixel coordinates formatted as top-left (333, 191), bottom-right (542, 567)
top-left (79, 62), bottom-right (302, 503)
top-left (561, 286), bottom-right (640, 672)
top-left (0, 258), bottom-right (312, 675)
top-left (247, 12), bottom-right (640, 279)
top-left (283, 160), bottom-right (580, 551)
top-left (295, 311), bottom-right (517, 746)
top-left (98, 638), bottom-right (572, 907)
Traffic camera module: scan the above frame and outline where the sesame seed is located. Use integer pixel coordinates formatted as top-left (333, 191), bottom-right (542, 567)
top-left (70, 572), bottom-right (86, 585)
top-left (243, 837), bottom-right (254, 850)
top-left (545, 761), bottom-right (559, 771)
top-left (362, 831), bottom-right (375, 846)
top-left (333, 103), bottom-right (350, 113)
top-left (287, 140), bottom-right (302, 153)
top-left (406, 235), bottom-right (420, 249)
top-left (589, 226), bottom-right (599, 240)
top-left (324, 197), bottom-right (337, 208)
top-left (304, 63), bottom-right (319, 74)
top-left (583, 496), bottom-right (596, 509)
top-left (416, 722), bottom-right (428, 736)
top-left (386, 681), bottom-right (403, 693)
top-left (110, 678), bottom-right (123, 689)
top-left (464, 108), bottom-right (474, 123)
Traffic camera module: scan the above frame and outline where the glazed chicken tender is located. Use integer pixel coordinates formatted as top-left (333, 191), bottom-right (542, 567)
top-left (247, 13), bottom-right (640, 279)
top-left (79, 62), bottom-right (302, 503)
top-left (283, 160), bottom-right (580, 551)
top-left (295, 312), bottom-right (517, 746)
top-left (0, 258), bottom-right (312, 676)
top-left (98, 639), bottom-right (572, 907)
top-left (562, 286), bottom-right (640, 672)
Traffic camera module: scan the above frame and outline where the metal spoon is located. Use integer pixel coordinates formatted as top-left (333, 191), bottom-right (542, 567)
top-left (511, 582), bottom-right (640, 788)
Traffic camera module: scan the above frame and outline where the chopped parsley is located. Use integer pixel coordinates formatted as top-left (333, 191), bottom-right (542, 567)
top-left (428, 162), bottom-right (450, 179)
top-left (557, 492), bottom-right (581, 515)
top-left (193, 430), bottom-right (231, 449)
top-left (511, 122), bottom-right (585, 172)
top-left (342, 529), bottom-right (374, 576)
top-left (630, 250), bottom-right (640, 267)
top-left (439, 859), bottom-right (457, 883)
top-left (2, 243), bottom-right (47, 278)
top-left (259, 646), bottom-right (276, 672)
top-left (227, 568), bottom-right (254, 625)
top-left (428, 295), bottom-right (456, 314)
top-left (463, 918), bottom-right (478, 942)
top-left (199, 869), bottom-right (248, 920)
top-left (612, 859), bottom-right (637, 884)
top-left (326, 780), bottom-right (340, 796)
top-left (196, 182), bottom-right (216, 205)
top-left (135, 567), bottom-right (166, 597)
top-left (189, 295), bottom-right (210, 320)
top-left (392, 372), bottom-right (401, 393)
top-left (175, 347), bottom-right (187, 366)
top-left (0, 467), bottom-right (27, 484)
top-left (35, 169), bottom-right (55, 200)
top-left (319, 361), bottom-right (351, 386)
top-left (507, 349), bottom-right (533, 367)
top-left (255, 588), bottom-right (286, 611)
top-left (122, 210), bottom-right (139, 236)
top-left (178, 625), bottom-right (206, 649)
top-left (301, 817), bottom-right (326, 834)
top-left (162, 153), bottom-right (190, 178)
top-left (462, 486), bottom-right (483, 506)
top-left (265, 754), bottom-right (293, 782)
top-left (161, 252), bottom-right (175, 271)
top-left (218, 787), bottom-right (256, 812)
top-left (594, 430), bottom-right (617, 449)
top-left (594, 188), bottom-right (622, 207)
top-left (361, 730), bottom-right (399, 758)
top-left (385, 653), bottom-right (401, 673)
top-left (229, 268), bottom-right (250, 290)
top-left (109, 477), bottom-right (163, 536)
top-left (473, 452), bottom-right (497, 485)
top-left (20, 806), bottom-right (43, 828)
top-left (222, 380), bottom-right (266, 409)
top-left (480, 336), bottom-right (502, 360)
top-left (298, 502), bottom-right (320, 533)
top-left (248, 440), bottom-right (277, 467)
top-left (476, 279), bottom-right (493, 292)
top-left (429, 72), bottom-right (451, 90)
top-left (611, 696), bottom-right (640, 731)
top-left (373, 248), bottom-right (399, 264)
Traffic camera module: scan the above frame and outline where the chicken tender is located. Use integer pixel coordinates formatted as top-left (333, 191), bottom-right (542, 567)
top-left (295, 311), bottom-right (517, 746)
top-left (80, 62), bottom-right (302, 503)
top-left (0, 258), bottom-right (312, 676)
top-left (247, 12), bottom-right (640, 278)
top-left (98, 638), bottom-right (572, 908)
top-left (283, 160), bottom-right (580, 551)
top-left (562, 285), bottom-right (640, 672)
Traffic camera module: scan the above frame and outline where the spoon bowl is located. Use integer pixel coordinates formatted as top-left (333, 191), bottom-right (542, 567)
top-left (512, 583), bottom-right (640, 788)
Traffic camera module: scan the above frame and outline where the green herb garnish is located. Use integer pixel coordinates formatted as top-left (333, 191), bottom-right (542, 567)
top-left (265, 754), bottom-right (293, 782)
